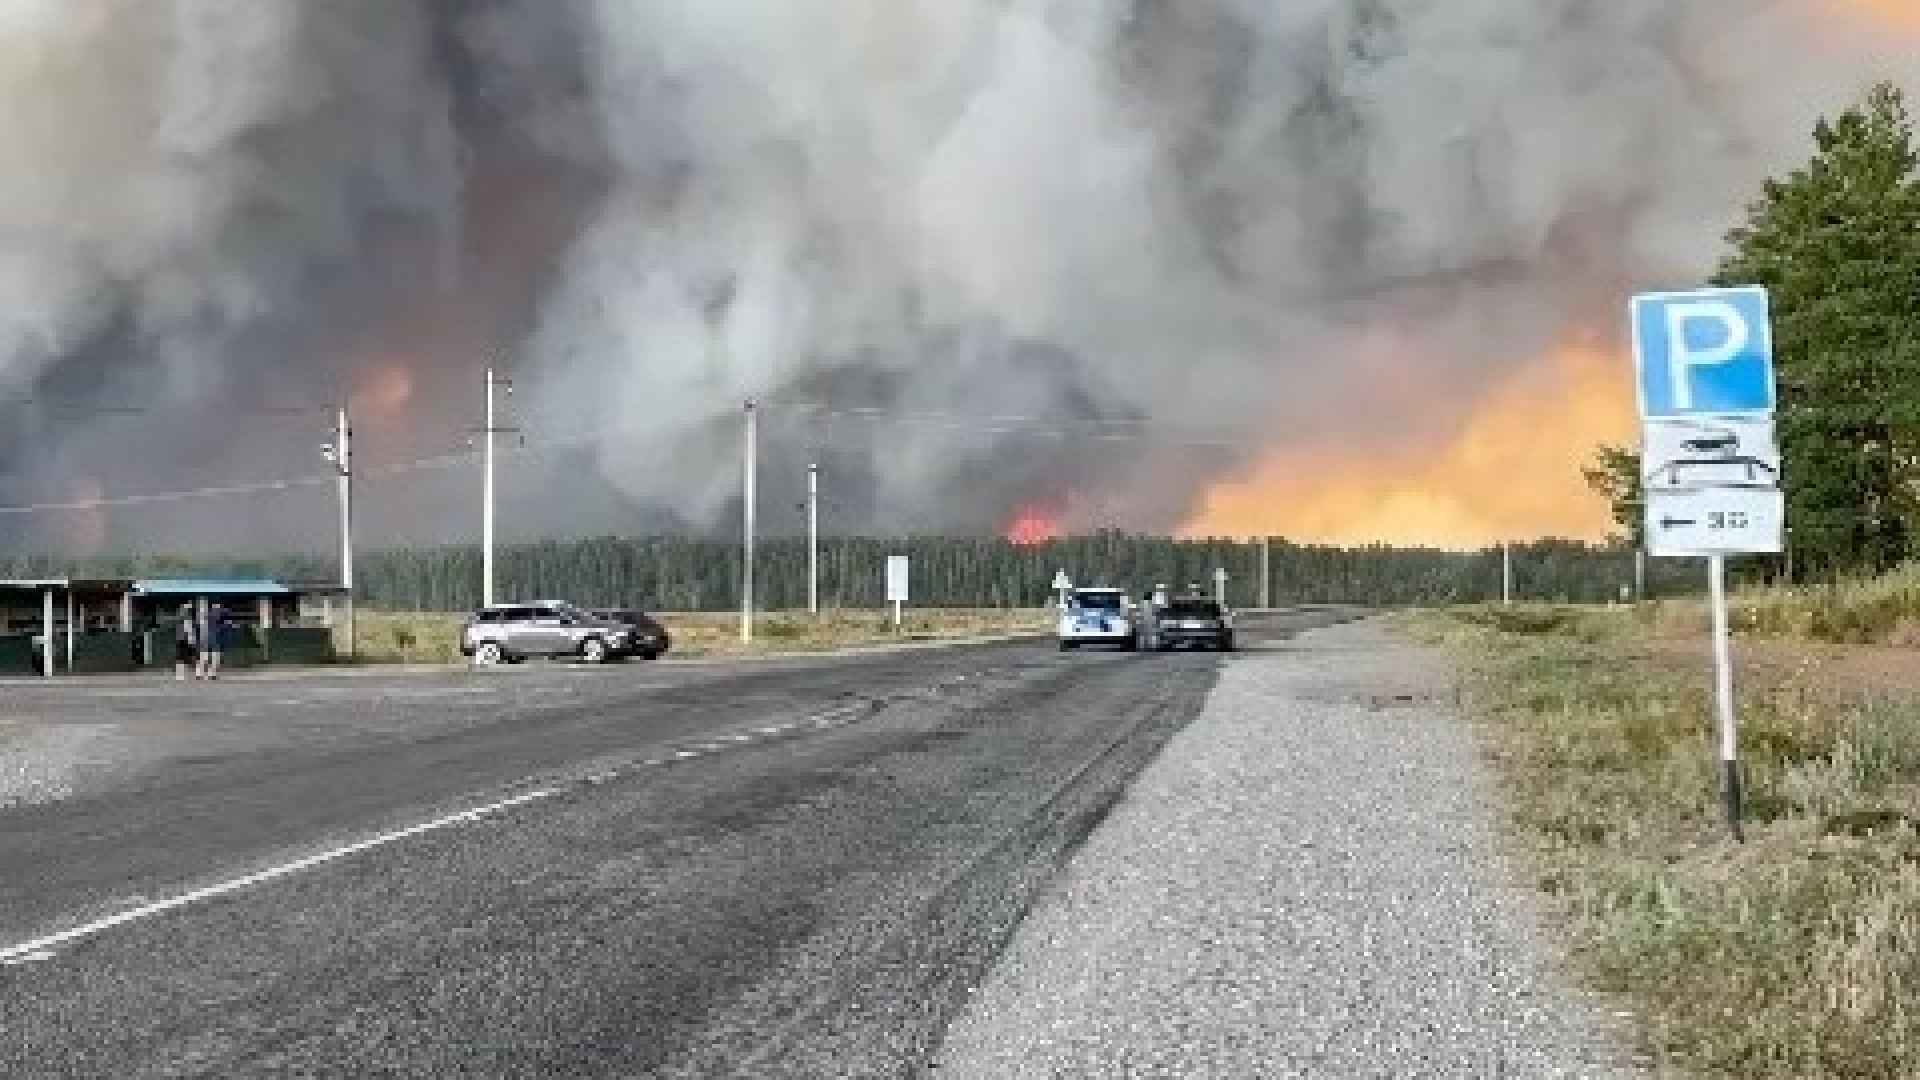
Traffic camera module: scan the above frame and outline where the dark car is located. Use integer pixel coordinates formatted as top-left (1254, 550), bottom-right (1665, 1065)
top-left (1151, 598), bottom-right (1235, 652)
top-left (590, 608), bottom-right (671, 660)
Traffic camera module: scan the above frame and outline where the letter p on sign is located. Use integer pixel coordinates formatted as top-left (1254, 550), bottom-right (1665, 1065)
top-left (1664, 301), bottom-right (1749, 411)
top-left (1632, 286), bottom-right (1775, 419)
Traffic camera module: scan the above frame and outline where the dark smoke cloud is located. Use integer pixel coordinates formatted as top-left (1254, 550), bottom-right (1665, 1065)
top-left (0, 0), bottom-right (1907, 552)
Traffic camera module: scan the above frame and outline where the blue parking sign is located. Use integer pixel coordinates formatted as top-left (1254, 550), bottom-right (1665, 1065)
top-left (1631, 286), bottom-right (1775, 418)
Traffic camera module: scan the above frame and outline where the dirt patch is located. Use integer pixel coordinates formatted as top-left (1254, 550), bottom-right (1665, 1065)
top-left (1631, 631), bottom-right (1920, 702)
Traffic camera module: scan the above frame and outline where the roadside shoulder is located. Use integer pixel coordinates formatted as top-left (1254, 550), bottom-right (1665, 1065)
top-left (933, 619), bottom-right (1645, 1077)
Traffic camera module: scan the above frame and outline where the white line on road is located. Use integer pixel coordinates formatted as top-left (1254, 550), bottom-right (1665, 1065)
top-left (0, 699), bottom-right (903, 964)
top-left (0, 788), bottom-right (559, 965)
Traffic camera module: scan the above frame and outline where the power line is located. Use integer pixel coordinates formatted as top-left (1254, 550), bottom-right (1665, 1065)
top-left (0, 397), bottom-right (339, 419)
top-left (0, 449), bottom-right (488, 516)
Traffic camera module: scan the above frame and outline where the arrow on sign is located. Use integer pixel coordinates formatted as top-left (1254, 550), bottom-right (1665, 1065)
top-left (1659, 516), bottom-right (1697, 529)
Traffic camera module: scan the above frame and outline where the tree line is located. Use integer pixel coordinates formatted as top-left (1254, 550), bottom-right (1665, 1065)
top-left (0, 533), bottom-right (1696, 613)
top-left (1586, 80), bottom-right (1920, 583)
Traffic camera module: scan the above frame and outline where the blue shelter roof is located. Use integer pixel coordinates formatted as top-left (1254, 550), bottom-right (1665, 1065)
top-left (133, 579), bottom-right (291, 597)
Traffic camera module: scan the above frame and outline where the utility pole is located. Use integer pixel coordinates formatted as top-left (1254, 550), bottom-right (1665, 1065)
top-left (480, 367), bottom-right (519, 608)
top-left (323, 406), bottom-right (356, 659)
top-left (1501, 541), bottom-right (1514, 606)
top-left (741, 400), bottom-right (759, 643)
top-left (806, 462), bottom-right (820, 615)
top-left (1258, 535), bottom-right (1272, 610)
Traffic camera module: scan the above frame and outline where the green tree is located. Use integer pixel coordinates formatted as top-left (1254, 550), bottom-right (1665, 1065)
top-left (1711, 80), bottom-right (1920, 579)
top-left (1582, 443), bottom-right (1642, 546)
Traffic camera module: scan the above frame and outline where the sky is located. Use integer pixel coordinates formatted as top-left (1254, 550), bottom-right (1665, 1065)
top-left (0, 0), bottom-right (1911, 553)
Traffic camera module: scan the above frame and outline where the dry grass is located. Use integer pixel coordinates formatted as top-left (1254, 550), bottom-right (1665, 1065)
top-left (336, 607), bottom-right (1051, 665)
top-left (1406, 604), bottom-right (1920, 1078)
top-left (1647, 560), bottom-right (1920, 645)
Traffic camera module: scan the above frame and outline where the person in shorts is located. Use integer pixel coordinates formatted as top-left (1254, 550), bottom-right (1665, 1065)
top-left (173, 603), bottom-right (199, 681)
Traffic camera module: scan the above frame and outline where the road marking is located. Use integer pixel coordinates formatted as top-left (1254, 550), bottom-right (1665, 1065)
top-left (0, 694), bottom-right (921, 963)
top-left (0, 788), bottom-right (558, 965)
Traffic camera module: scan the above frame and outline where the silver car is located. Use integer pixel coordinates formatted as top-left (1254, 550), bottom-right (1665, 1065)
top-left (459, 601), bottom-right (643, 665)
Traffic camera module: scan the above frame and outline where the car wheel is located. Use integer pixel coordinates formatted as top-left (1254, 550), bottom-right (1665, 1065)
top-left (1058, 640), bottom-right (1076, 652)
top-left (580, 637), bottom-right (610, 665)
top-left (473, 641), bottom-right (505, 666)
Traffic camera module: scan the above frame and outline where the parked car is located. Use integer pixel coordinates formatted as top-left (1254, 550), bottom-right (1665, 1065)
top-left (459, 601), bottom-right (650, 665)
top-left (589, 608), bottom-right (671, 659)
top-left (1056, 586), bottom-right (1139, 651)
top-left (1149, 597), bottom-right (1235, 652)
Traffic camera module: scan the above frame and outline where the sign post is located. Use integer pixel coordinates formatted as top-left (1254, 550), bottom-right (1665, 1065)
top-left (1212, 566), bottom-right (1228, 607)
top-left (1631, 284), bottom-right (1782, 842)
top-left (1051, 569), bottom-right (1072, 610)
top-left (885, 554), bottom-right (910, 629)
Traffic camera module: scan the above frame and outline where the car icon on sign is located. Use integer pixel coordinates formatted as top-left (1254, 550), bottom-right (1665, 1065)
top-left (1680, 432), bottom-right (1740, 456)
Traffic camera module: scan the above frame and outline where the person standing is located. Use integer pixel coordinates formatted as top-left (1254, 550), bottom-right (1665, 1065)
top-left (1140, 583), bottom-right (1170, 651)
top-left (195, 602), bottom-right (226, 680)
top-left (173, 603), bottom-right (199, 681)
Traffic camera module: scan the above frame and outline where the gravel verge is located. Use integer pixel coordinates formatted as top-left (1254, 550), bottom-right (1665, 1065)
top-left (0, 721), bottom-right (119, 810)
top-left (930, 618), bottom-right (1649, 1078)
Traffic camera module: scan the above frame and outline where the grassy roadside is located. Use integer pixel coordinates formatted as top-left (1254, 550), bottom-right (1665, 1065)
top-left (1650, 561), bottom-right (1920, 645)
top-left (1407, 604), bottom-right (1920, 1078)
top-left (337, 608), bottom-right (1052, 665)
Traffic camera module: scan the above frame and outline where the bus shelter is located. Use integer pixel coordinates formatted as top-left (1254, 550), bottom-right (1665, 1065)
top-left (0, 578), bottom-right (140, 675)
top-left (128, 579), bottom-right (342, 669)
top-left (0, 577), bottom-right (347, 675)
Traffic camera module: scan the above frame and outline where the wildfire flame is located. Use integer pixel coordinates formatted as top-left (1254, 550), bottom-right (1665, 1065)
top-left (1171, 0), bottom-right (1915, 549)
top-left (1007, 503), bottom-right (1063, 545)
top-left (1178, 333), bottom-right (1634, 548)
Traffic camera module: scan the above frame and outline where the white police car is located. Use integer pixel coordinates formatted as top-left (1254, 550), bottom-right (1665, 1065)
top-left (1056, 586), bottom-right (1138, 651)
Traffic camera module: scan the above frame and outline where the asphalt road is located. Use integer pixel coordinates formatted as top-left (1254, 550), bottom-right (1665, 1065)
top-left (0, 608), bottom-right (1362, 1077)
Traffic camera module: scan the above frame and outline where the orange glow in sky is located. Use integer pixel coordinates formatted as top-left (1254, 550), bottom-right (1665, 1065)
top-left (351, 363), bottom-right (416, 417)
top-left (1178, 333), bottom-right (1635, 548)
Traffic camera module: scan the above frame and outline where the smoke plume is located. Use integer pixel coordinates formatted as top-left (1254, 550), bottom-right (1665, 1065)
top-left (0, 0), bottom-right (1909, 551)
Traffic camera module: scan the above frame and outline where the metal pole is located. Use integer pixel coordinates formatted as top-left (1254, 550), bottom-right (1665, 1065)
top-left (40, 587), bottom-right (53, 678)
top-left (336, 406), bottom-right (356, 660)
top-left (1634, 545), bottom-right (1647, 602)
top-left (1501, 542), bottom-right (1514, 605)
top-left (482, 368), bottom-right (497, 609)
top-left (741, 400), bottom-right (758, 644)
top-left (1708, 553), bottom-right (1743, 842)
top-left (807, 462), bottom-right (820, 615)
top-left (1259, 536), bottom-right (1271, 609)
top-left (64, 587), bottom-right (75, 673)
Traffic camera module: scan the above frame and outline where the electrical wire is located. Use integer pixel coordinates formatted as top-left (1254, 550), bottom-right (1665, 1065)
top-left (0, 448), bottom-right (490, 516)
